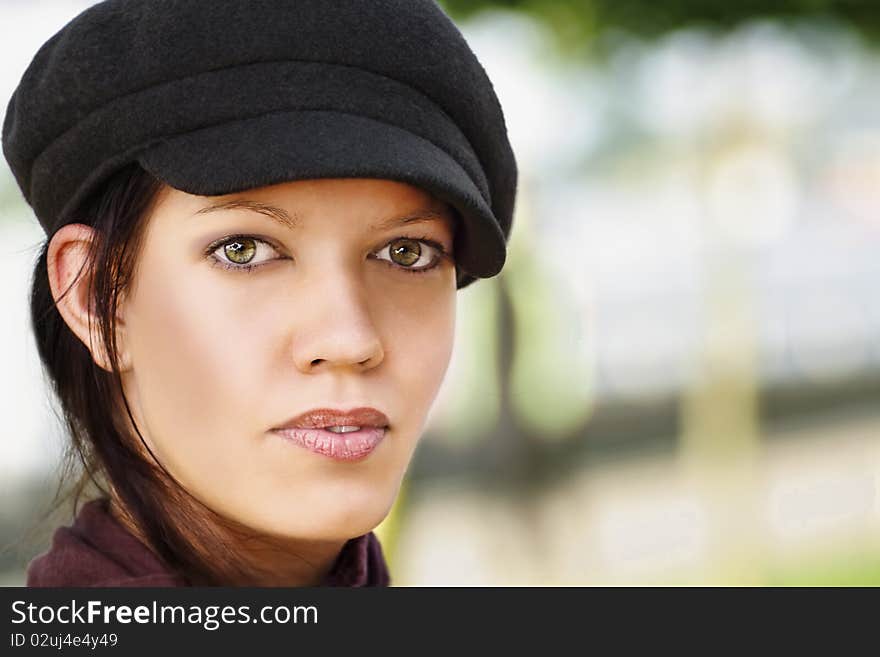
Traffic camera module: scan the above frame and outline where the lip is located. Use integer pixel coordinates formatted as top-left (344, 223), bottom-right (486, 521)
top-left (272, 426), bottom-right (387, 461)
top-left (272, 407), bottom-right (390, 431)
top-left (270, 407), bottom-right (390, 462)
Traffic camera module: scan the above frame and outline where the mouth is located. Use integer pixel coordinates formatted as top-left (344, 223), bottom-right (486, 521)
top-left (270, 407), bottom-right (390, 461)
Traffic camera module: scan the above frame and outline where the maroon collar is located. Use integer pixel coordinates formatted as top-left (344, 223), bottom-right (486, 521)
top-left (27, 497), bottom-right (390, 587)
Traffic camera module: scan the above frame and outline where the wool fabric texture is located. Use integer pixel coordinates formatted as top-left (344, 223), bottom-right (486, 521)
top-left (1, 0), bottom-right (518, 289)
top-left (27, 498), bottom-right (391, 587)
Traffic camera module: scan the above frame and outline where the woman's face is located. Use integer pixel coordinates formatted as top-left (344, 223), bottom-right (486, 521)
top-left (115, 177), bottom-right (457, 541)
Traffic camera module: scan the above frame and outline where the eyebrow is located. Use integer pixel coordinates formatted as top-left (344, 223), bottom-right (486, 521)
top-left (193, 199), bottom-right (450, 231)
top-left (194, 200), bottom-right (297, 228)
top-left (372, 209), bottom-right (451, 230)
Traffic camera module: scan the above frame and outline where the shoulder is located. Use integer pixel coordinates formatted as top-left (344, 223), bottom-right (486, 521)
top-left (26, 498), bottom-right (187, 587)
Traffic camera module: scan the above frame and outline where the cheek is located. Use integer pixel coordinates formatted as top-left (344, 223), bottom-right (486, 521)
top-left (122, 256), bottom-right (269, 477)
top-left (386, 287), bottom-right (456, 428)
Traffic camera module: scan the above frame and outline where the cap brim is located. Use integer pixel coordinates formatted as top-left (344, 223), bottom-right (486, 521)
top-left (137, 109), bottom-right (506, 287)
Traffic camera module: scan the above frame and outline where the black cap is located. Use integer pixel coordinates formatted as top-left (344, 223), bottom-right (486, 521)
top-left (1, 0), bottom-right (518, 289)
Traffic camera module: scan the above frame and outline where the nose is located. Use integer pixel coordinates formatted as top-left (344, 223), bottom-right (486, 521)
top-left (291, 267), bottom-right (385, 375)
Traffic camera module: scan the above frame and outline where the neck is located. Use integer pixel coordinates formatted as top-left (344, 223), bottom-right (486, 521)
top-left (226, 535), bottom-right (347, 587)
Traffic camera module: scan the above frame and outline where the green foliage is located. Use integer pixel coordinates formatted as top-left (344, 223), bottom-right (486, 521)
top-left (765, 549), bottom-right (880, 586)
top-left (439, 0), bottom-right (880, 52)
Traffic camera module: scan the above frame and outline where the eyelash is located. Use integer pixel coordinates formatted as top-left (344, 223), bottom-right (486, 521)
top-left (203, 233), bottom-right (451, 276)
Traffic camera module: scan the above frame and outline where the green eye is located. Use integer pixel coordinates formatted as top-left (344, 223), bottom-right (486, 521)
top-left (206, 234), bottom-right (449, 275)
top-left (206, 234), bottom-right (281, 273)
top-left (388, 238), bottom-right (422, 267)
top-left (375, 236), bottom-right (450, 274)
top-left (223, 238), bottom-right (257, 264)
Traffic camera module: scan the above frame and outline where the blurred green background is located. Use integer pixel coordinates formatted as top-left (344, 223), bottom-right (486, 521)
top-left (2, 0), bottom-right (880, 585)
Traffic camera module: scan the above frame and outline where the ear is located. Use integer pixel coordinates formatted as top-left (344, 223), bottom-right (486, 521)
top-left (46, 223), bottom-right (132, 373)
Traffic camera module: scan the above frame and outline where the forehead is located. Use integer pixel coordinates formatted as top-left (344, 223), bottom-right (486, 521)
top-left (254, 178), bottom-right (451, 218)
top-left (154, 177), bottom-right (456, 233)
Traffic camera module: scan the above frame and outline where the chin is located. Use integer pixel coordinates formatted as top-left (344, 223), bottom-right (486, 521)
top-left (243, 493), bottom-right (395, 542)
top-left (311, 507), bottom-right (389, 541)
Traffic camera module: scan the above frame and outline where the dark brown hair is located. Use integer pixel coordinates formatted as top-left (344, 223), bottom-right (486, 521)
top-left (29, 162), bottom-right (276, 585)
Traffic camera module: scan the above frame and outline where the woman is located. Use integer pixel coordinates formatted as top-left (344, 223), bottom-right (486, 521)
top-left (2, 0), bottom-right (516, 586)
